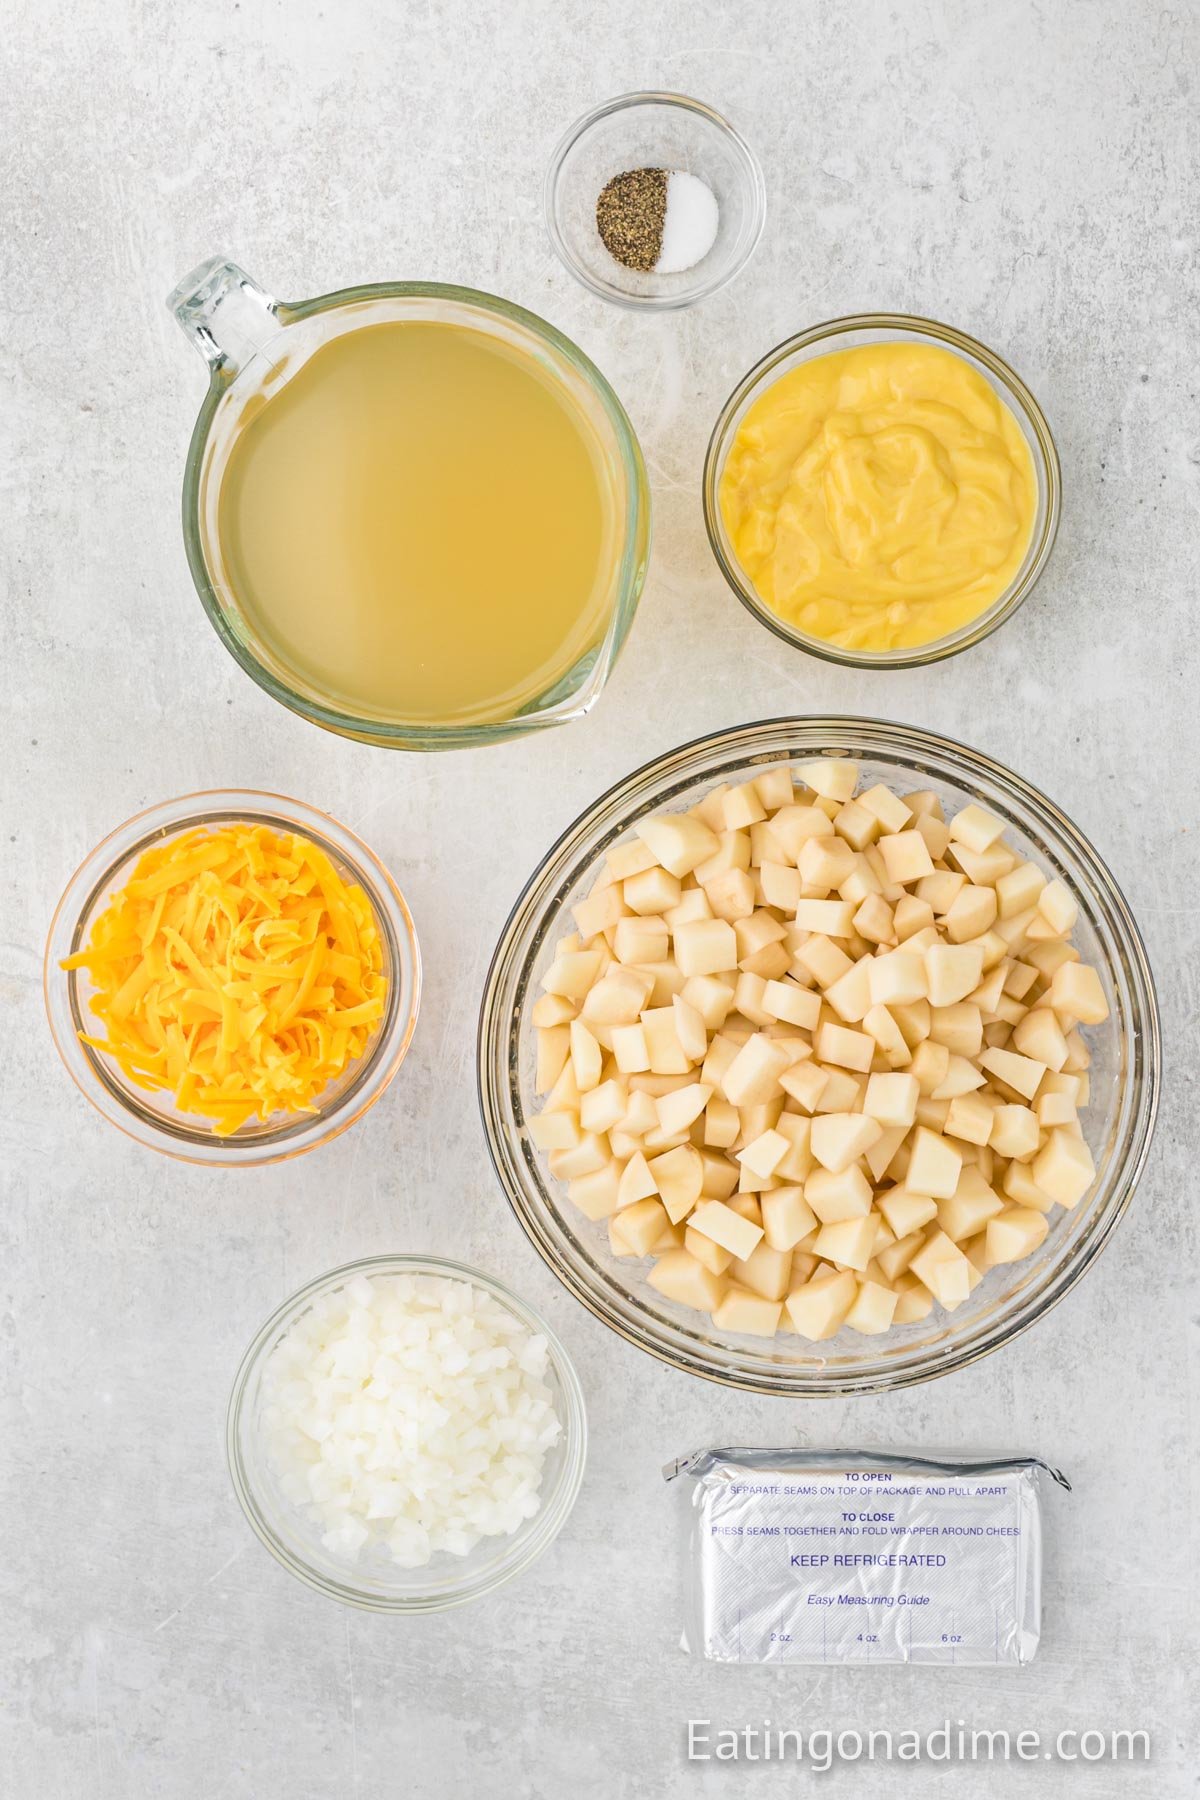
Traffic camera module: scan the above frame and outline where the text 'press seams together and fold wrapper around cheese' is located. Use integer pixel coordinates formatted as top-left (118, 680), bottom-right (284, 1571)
top-left (664, 1447), bottom-right (1069, 1666)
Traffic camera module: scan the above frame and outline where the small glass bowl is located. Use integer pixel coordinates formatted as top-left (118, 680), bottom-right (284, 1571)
top-left (704, 315), bottom-right (1062, 668)
top-left (227, 1255), bottom-right (588, 1612)
top-left (478, 718), bottom-right (1160, 1396)
top-left (545, 92), bottom-right (766, 309)
top-left (44, 790), bottom-right (420, 1166)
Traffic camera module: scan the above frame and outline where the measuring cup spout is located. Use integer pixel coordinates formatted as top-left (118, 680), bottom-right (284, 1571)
top-left (166, 257), bottom-right (282, 377)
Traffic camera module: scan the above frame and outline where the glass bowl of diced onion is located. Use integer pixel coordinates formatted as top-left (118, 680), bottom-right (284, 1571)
top-left (44, 790), bottom-right (420, 1165)
top-left (477, 717), bottom-right (1160, 1396)
top-left (226, 1256), bottom-right (588, 1611)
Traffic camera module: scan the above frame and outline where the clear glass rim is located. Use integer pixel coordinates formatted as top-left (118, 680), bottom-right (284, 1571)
top-left (702, 314), bottom-right (1063, 669)
top-left (544, 90), bottom-right (767, 311)
top-left (181, 280), bottom-right (650, 750)
top-left (226, 1253), bottom-right (589, 1612)
top-left (44, 789), bottom-right (421, 1165)
top-left (477, 716), bottom-right (1160, 1396)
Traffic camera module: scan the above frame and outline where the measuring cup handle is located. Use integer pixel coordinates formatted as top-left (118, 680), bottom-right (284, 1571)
top-left (166, 257), bottom-right (281, 376)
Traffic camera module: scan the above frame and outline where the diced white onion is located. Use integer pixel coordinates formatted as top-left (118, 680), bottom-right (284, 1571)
top-left (260, 1272), bottom-right (562, 1569)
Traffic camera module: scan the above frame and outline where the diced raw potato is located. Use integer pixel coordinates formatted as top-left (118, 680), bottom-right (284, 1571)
top-left (948, 803), bottom-right (1006, 854)
top-left (794, 898), bottom-right (856, 937)
top-left (944, 1090), bottom-right (994, 1147)
top-left (979, 1045), bottom-right (1046, 1101)
top-left (738, 1129), bottom-right (791, 1179)
top-left (532, 992), bottom-right (578, 1027)
top-left (624, 865), bottom-right (682, 916)
top-left (812, 1215), bottom-right (876, 1272)
top-left (794, 935), bottom-right (853, 989)
top-left (1032, 1129), bottom-right (1096, 1208)
top-left (695, 830), bottom-right (751, 887)
top-left (864, 1125), bottom-right (908, 1183)
top-left (704, 867), bottom-right (756, 922)
top-left (814, 1022), bottom-right (874, 1073)
top-left (910, 1039), bottom-right (951, 1094)
top-left (611, 1023), bottom-right (651, 1074)
top-left (846, 1279), bottom-right (899, 1334)
top-left (647, 1144), bottom-right (704, 1222)
top-left (833, 798), bottom-right (879, 851)
top-left (780, 1060), bottom-right (830, 1113)
top-left (686, 1226), bottom-right (734, 1275)
top-left (646, 1249), bottom-right (727, 1311)
top-left (667, 890), bottom-right (715, 932)
top-left (1047, 961), bottom-right (1109, 1025)
top-left (863, 1004), bottom-right (911, 1068)
top-left (800, 758), bottom-right (859, 803)
top-left (876, 1227), bottom-right (926, 1281)
top-left (925, 943), bottom-right (984, 1007)
top-left (761, 1186), bottom-right (819, 1251)
top-left (613, 916), bottom-right (668, 966)
top-left (1011, 1008), bottom-right (1069, 1071)
top-left (909, 1229), bottom-right (973, 1310)
top-left (785, 1268), bottom-right (857, 1339)
top-left (759, 861), bottom-right (803, 911)
top-left (892, 1273), bottom-right (935, 1322)
top-left (858, 784), bottom-right (912, 834)
top-left (671, 997), bottom-right (709, 1064)
top-left (656, 1081), bottom-right (712, 1136)
top-left (672, 917), bottom-right (738, 978)
top-left (1003, 1160), bottom-right (1055, 1213)
top-left (868, 951), bottom-right (928, 1007)
top-left (1037, 878), bottom-right (1079, 935)
top-left (730, 1240), bottom-right (793, 1300)
top-left (894, 895), bottom-right (936, 941)
top-left (913, 812), bottom-right (952, 861)
top-left (930, 1002), bottom-right (983, 1058)
top-left (612, 1197), bottom-right (671, 1255)
top-left (723, 1034), bottom-right (791, 1106)
top-left (542, 1060), bottom-right (583, 1114)
top-left (986, 1206), bottom-right (1050, 1264)
top-left (699, 1150), bottom-right (741, 1199)
top-left (996, 861), bottom-right (1046, 918)
top-left (635, 814), bottom-right (720, 878)
top-left (528, 1110), bottom-right (582, 1153)
top-left (930, 1054), bottom-right (986, 1100)
top-left (762, 978), bottom-right (821, 1030)
top-left (581, 967), bottom-right (653, 1026)
top-left (541, 948), bottom-right (604, 999)
top-left (703, 1097), bottom-right (739, 1148)
top-left (617, 1151), bottom-right (658, 1209)
top-left (814, 1069), bottom-right (864, 1113)
top-left (568, 1164), bottom-right (623, 1220)
top-left (573, 882), bottom-right (629, 940)
top-left (714, 1286), bottom-right (783, 1336)
top-left (805, 1165), bottom-right (874, 1223)
top-left (852, 894), bottom-right (897, 947)
top-left (581, 1078), bottom-right (628, 1134)
top-left (918, 869), bottom-right (966, 915)
top-left (906, 1127), bottom-right (963, 1199)
top-left (936, 1167), bottom-right (1004, 1241)
top-left (878, 831), bottom-right (936, 884)
top-left (862, 1072), bottom-right (919, 1129)
top-left (944, 886), bottom-right (1000, 945)
top-left (754, 767), bottom-right (795, 811)
top-left (536, 1025), bottom-right (571, 1092)
top-left (1036, 1091), bottom-right (1078, 1130)
top-left (688, 1199), bottom-right (764, 1260)
top-left (800, 834), bottom-right (858, 888)
top-left (990, 1104), bottom-right (1041, 1159)
top-left (810, 1112), bottom-right (883, 1173)
top-left (824, 960), bottom-right (874, 1024)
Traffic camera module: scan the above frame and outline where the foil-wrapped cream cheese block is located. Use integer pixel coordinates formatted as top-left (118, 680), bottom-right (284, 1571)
top-left (665, 1448), bottom-right (1068, 1666)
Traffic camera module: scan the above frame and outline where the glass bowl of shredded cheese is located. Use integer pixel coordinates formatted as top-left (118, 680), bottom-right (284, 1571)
top-left (44, 790), bottom-right (420, 1165)
top-left (227, 1255), bottom-right (587, 1611)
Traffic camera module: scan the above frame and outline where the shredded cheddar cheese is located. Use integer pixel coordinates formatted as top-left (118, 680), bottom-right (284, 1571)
top-left (60, 823), bottom-right (388, 1134)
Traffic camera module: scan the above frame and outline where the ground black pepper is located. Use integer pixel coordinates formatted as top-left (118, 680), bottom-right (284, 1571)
top-left (595, 168), bottom-right (668, 272)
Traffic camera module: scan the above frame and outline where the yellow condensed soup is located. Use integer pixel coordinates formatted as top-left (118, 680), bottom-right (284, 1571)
top-left (718, 342), bottom-right (1038, 653)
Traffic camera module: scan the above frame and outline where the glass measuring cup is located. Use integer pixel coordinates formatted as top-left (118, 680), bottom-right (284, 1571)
top-left (167, 258), bottom-right (650, 751)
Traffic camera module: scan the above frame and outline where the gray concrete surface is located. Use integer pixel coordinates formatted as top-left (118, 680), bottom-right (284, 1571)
top-left (1, 1), bottom-right (1196, 1794)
